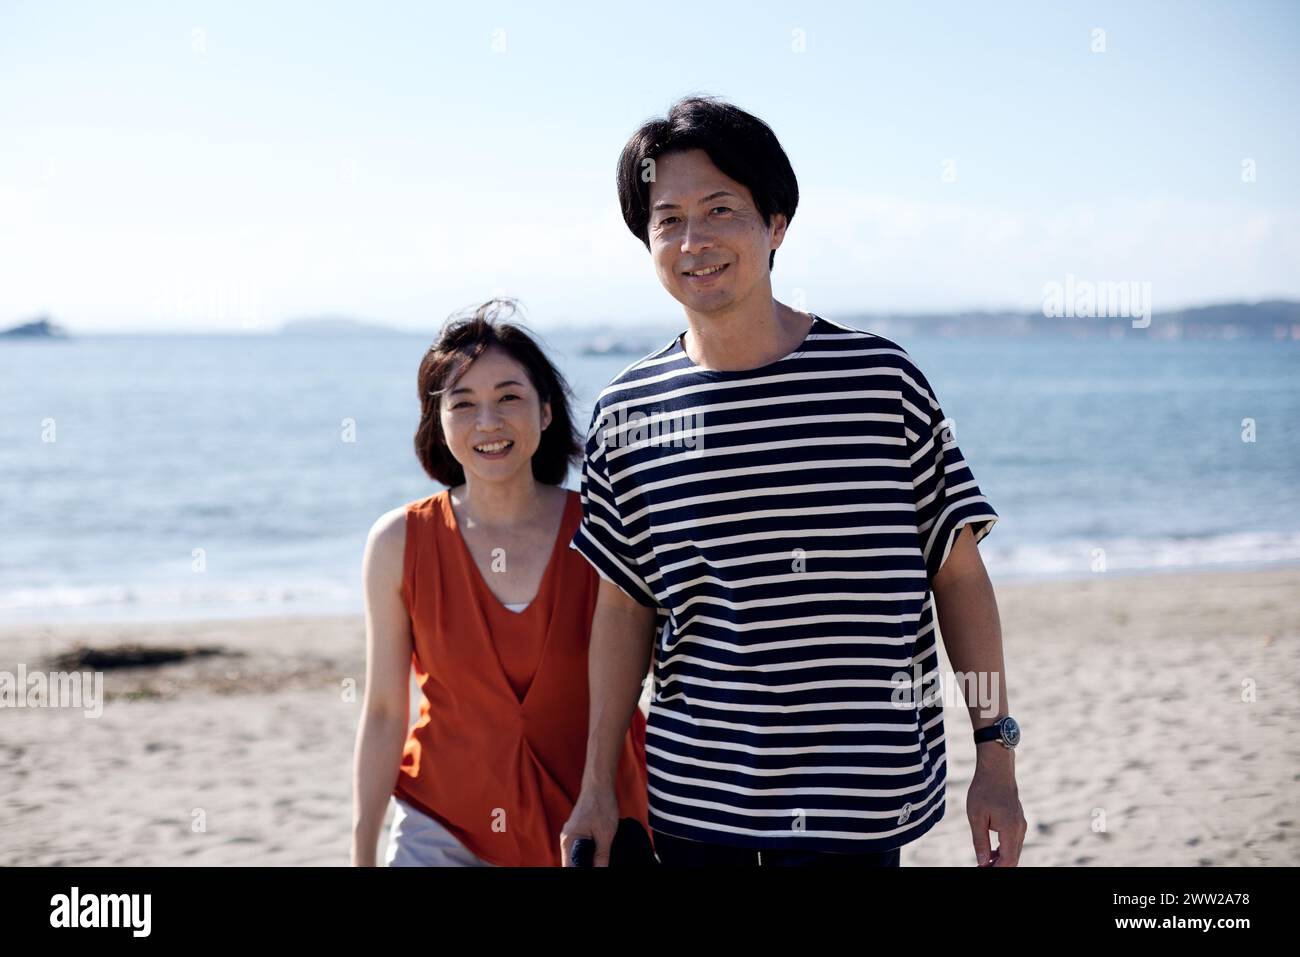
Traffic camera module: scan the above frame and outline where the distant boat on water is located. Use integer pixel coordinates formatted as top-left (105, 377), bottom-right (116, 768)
top-left (0, 316), bottom-right (68, 339)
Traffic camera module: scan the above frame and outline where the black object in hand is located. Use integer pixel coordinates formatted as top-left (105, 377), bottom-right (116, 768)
top-left (569, 836), bottom-right (596, 867)
top-left (568, 819), bottom-right (658, 867)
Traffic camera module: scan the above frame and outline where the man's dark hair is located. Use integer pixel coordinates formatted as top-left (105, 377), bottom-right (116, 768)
top-left (616, 95), bottom-right (799, 271)
top-left (414, 298), bottom-right (580, 487)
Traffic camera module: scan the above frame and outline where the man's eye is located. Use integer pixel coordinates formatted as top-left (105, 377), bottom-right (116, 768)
top-left (711, 206), bottom-right (732, 214)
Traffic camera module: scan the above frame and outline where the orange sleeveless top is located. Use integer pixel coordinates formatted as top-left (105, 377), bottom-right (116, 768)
top-left (394, 488), bottom-right (650, 866)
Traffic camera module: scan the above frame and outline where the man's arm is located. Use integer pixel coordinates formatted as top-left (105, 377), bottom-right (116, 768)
top-left (931, 524), bottom-right (1027, 866)
top-left (559, 578), bottom-right (658, 866)
top-left (932, 525), bottom-right (1009, 740)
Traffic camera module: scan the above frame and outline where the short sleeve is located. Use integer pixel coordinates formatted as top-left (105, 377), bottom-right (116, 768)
top-left (569, 404), bottom-right (660, 609)
top-left (900, 357), bottom-right (999, 584)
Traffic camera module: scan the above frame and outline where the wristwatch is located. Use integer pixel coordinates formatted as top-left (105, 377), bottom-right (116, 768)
top-left (973, 715), bottom-right (1020, 750)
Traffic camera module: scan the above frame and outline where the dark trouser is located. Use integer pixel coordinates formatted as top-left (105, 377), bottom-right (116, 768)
top-left (652, 829), bottom-right (901, 868)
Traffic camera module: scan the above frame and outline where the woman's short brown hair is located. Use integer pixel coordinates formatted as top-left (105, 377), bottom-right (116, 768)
top-left (414, 298), bottom-right (581, 487)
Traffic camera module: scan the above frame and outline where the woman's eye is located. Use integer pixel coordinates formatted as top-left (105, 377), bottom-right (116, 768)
top-left (711, 206), bottom-right (732, 214)
top-left (500, 394), bottom-right (520, 402)
top-left (451, 401), bottom-right (471, 410)
top-left (659, 216), bottom-right (679, 226)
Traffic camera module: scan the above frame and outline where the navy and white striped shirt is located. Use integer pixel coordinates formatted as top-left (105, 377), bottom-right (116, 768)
top-left (569, 314), bottom-right (999, 852)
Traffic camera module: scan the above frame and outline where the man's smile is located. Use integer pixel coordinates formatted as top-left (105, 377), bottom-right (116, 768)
top-left (682, 262), bottom-right (730, 280)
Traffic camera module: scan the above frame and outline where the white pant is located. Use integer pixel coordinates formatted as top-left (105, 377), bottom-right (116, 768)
top-left (384, 796), bottom-right (496, 867)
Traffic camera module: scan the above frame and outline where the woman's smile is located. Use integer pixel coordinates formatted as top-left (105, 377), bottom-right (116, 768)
top-left (472, 439), bottom-right (514, 458)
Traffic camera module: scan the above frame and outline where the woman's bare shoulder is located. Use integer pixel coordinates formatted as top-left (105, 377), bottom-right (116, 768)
top-left (369, 504), bottom-right (409, 542)
top-left (364, 505), bottom-right (411, 584)
top-left (368, 491), bottom-right (448, 543)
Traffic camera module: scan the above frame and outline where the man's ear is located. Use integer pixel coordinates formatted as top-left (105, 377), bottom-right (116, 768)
top-left (769, 212), bottom-right (790, 251)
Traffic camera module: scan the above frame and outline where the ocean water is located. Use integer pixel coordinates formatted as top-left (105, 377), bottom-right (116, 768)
top-left (2, 328), bottom-right (1297, 623)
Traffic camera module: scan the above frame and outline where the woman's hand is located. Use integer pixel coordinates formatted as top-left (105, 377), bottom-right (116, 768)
top-left (559, 784), bottom-right (620, 866)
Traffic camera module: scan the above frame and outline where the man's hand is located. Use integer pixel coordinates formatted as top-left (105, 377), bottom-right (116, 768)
top-left (966, 753), bottom-right (1026, 866)
top-left (560, 784), bottom-right (620, 867)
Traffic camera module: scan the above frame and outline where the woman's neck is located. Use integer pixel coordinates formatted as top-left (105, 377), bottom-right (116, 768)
top-left (453, 476), bottom-right (550, 532)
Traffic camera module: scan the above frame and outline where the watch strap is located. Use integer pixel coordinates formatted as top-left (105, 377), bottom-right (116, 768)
top-left (973, 724), bottom-right (1003, 745)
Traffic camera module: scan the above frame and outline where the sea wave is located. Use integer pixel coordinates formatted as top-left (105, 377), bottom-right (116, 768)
top-left (982, 530), bottom-right (1300, 581)
top-left (0, 581), bottom-right (362, 623)
top-left (3, 530), bottom-right (1298, 623)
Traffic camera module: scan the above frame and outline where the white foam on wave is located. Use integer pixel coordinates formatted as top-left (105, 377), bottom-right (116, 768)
top-left (982, 529), bottom-right (1300, 581)
top-left (0, 580), bottom-right (362, 624)
top-left (4, 530), bottom-right (1299, 622)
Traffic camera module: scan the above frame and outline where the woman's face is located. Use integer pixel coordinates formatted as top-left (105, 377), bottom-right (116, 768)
top-left (438, 345), bottom-right (552, 485)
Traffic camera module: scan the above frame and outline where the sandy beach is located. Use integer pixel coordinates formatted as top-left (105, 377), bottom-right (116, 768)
top-left (2, 566), bottom-right (1296, 867)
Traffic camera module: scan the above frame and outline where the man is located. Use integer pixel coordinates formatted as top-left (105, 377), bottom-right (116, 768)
top-left (560, 96), bottom-right (1025, 867)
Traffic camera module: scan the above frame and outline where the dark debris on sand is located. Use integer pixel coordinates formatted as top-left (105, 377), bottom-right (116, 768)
top-left (50, 643), bottom-right (239, 670)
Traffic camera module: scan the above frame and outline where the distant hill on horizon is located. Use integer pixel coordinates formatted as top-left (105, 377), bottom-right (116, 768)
top-left (543, 299), bottom-right (1300, 342)
top-left (836, 299), bottom-right (1300, 340)
top-left (15, 299), bottom-right (1300, 340)
top-left (0, 315), bottom-right (69, 339)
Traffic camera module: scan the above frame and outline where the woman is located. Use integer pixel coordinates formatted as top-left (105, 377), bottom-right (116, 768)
top-left (351, 298), bottom-right (650, 866)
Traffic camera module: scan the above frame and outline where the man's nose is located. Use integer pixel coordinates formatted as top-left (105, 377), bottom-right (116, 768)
top-left (680, 215), bottom-right (715, 254)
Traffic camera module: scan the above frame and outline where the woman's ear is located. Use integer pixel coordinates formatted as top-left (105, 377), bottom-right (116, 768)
top-left (541, 400), bottom-right (552, 432)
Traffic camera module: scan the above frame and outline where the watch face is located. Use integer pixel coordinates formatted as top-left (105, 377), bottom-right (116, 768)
top-left (1001, 717), bottom-right (1021, 747)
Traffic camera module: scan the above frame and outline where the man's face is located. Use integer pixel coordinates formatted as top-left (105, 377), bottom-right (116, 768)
top-left (646, 149), bottom-right (787, 315)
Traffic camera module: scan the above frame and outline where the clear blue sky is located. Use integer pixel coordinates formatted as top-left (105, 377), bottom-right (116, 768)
top-left (2, 0), bottom-right (1297, 332)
